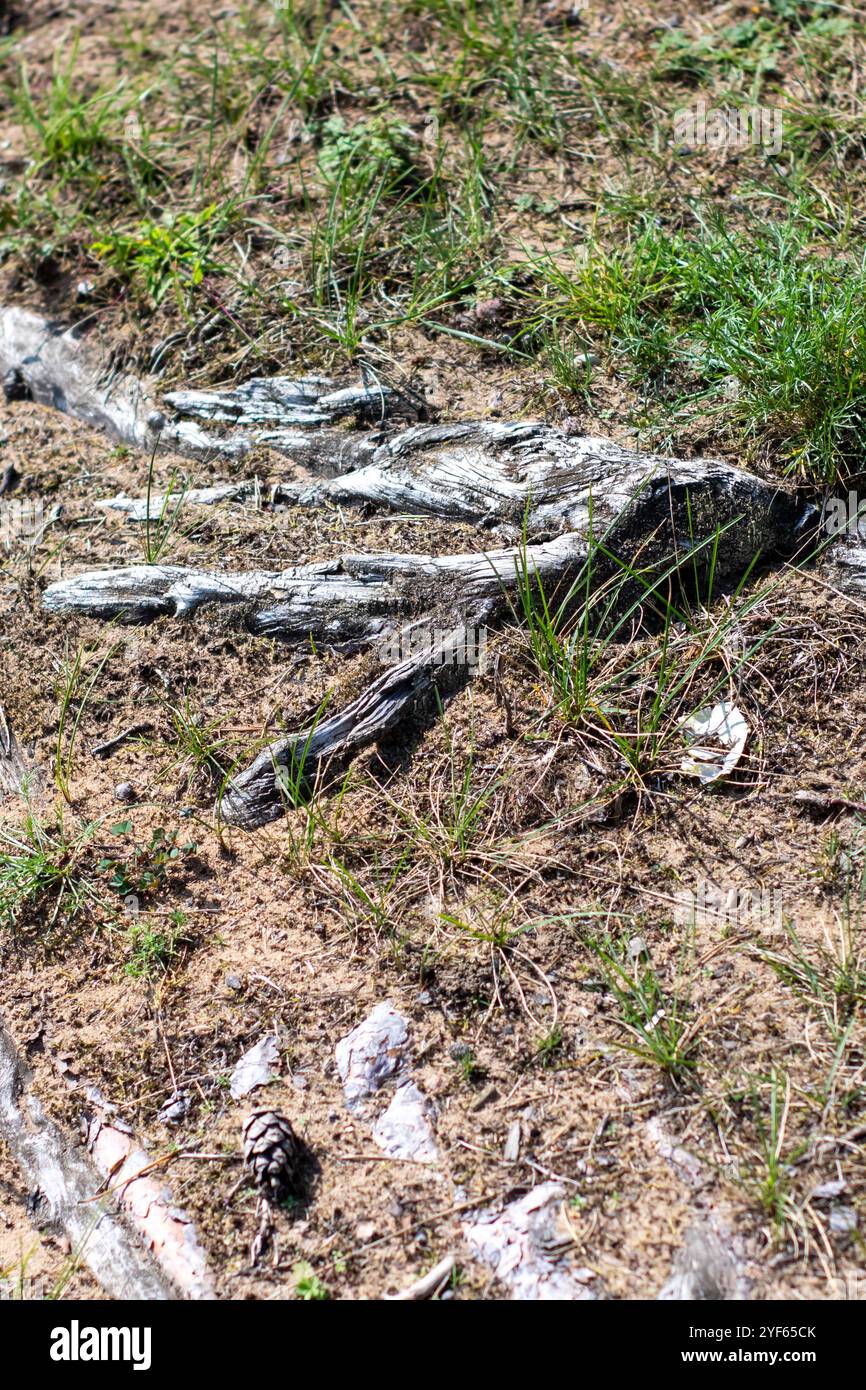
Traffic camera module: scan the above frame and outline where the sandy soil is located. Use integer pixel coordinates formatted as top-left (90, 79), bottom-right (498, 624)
top-left (0, 0), bottom-right (864, 1302)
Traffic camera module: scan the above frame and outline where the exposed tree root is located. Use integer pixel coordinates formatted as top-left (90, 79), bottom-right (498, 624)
top-left (42, 534), bottom-right (586, 639)
top-left (4, 306), bottom-right (818, 831)
top-left (0, 709), bottom-right (38, 801)
top-left (219, 621), bottom-right (482, 827)
top-left (0, 307), bottom-right (415, 469)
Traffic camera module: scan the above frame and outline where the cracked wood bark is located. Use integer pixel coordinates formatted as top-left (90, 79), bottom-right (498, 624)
top-left (0, 308), bottom-right (155, 449)
top-left (823, 533), bottom-right (866, 599)
top-left (0, 711), bottom-right (38, 801)
top-left (42, 438), bottom-right (809, 828)
top-left (271, 421), bottom-right (766, 536)
top-left (43, 439), bottom-right (807, 640)
top-left (218, 621), bottom-right (481, 828)
top-left (0, 307), bottom-right (408, 470)
top-left (42, 540), bottom-right (587, 828)
top-left (81, 417), bottom-right (809, 554)
top-left (97, 480), bottom-right (260, 520)
top-left (186, 447), bottom-right (810, 828)
top-left (42, 534), bottom-right (587, 640)
top-left (0, 309), bottom-right (808, 547)
top-left (42, 457), bottom-right (807, 830)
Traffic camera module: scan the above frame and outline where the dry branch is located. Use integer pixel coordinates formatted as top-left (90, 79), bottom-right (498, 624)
top-left (42, 534), bottom-right (586, 641)
top-left (219, 621), bottom-right (483, 828)
top-left (0, 709), bottom-right (39, 801)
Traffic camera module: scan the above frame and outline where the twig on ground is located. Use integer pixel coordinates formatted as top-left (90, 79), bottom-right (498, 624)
top-left (386, 1253), bottom-right (456, 1301)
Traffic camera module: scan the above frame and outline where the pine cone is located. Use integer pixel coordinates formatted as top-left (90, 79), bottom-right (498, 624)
top-left (242, 1110), bottom-right (301, 1201)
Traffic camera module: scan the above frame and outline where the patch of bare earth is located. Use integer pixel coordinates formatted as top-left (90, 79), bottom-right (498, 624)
top-left (0, 0), bottom-right (864, 1302)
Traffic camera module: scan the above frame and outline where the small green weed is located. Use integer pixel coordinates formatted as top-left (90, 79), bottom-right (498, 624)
top-left (97, 824), bottom-right (197, 904)
top-left (90, 204), bottom-right (230, 306)
top-left (292, 1260), bottom-right (328, 1300)
top-left (125, 912), bottom-right (188, 979)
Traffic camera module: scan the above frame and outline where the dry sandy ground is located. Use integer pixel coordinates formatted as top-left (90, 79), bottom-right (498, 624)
top-left (1, 389), bottom-right (865, 1301)
top-left (0, 0), bottom-right (864, 1301)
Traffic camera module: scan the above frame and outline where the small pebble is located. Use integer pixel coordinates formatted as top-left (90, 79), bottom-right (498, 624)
top-left (224, 973), bottom-right (243, 992)
top-left (114, 781), bottom-right (136, 803)
top-left (811, 1179), bottom-right (846, 1201)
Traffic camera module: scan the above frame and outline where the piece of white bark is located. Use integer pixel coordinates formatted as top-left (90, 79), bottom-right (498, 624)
top-left (372, 1081), bottom-right (438, 1164)
top-left (334, 1003), bottom-right (411, 1111)
top-left (0, 1016), bottom-right (180, 1299)
top-left (96, 481), bottom-right (258, 520)
top-left (229, 1035), bottom-right (280, 1100)
top-left (463, 1183), bottom-right (598, 1300)
top-left (386, 1253), bottom-right (456, 1300)
top-left (84, 1114), bottom-right (215, 1300)
top-left (17, 305), bottom-right (815, 836)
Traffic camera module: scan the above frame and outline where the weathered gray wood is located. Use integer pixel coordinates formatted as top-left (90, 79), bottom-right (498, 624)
top-left (272, 421), bottom-right (808, 549)
top-left (95, 420), bottom-right (808, 553)
top-left (43, 442), bottom-right (810, 830)
top-left (43, 437), bottom-right (807, 643)
top-left (658, 1221), bottom-right (746, 1300)
top-left (219, 620), bottom-right (483, 828)
top-left (0, 710), bottom-right (39, 801)
top-left (824, 535), bottom-right (866, 597)
top-left (96, 481), bottom-right (258, 520)
top-left (13, 303), bottom-right (816, 833)
top-left (0, 307), bottom-right (155, 448)
top-left (151, 374), bottom-right (407, 472)
top-left (3, 308), bottom-right (808, 556)
top-left (163, 375), bottom-right (411, 428)
top-left (0, 307), bottom-right (406, 471)
top-left (41, 534), bottom-right (585, 641)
